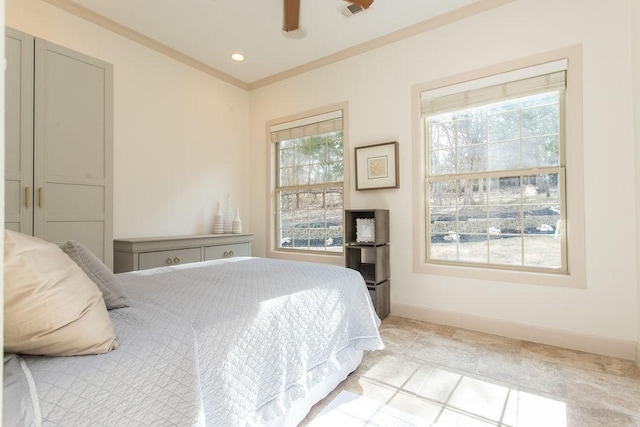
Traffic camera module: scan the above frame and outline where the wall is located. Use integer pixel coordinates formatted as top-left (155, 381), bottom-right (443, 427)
top-left (6, 0), bottom-right (251, 239)
top-left (250, 0), bottom-right (638, 350)
top-left (633, 0), bottom-right (640, 362)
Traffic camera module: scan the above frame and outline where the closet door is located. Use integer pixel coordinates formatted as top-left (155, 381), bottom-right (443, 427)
top-left (34, 39), bottom-right (113, 268)
top-left (4, 28), bottom-right (34, 234)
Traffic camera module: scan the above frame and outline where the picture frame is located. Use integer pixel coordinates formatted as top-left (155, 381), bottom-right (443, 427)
top-left (355, 141), bottom-right (399, 190)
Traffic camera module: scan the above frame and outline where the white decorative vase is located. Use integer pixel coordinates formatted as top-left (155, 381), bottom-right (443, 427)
top-left (223, 193), bottom-right (233, 234)
top-left (213, 203), bottom-right (224, 234)
top-left (232, 209), bottom-right (242, 234)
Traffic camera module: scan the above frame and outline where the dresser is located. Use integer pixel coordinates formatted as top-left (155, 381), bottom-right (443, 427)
top-left (113, 234), bottom-right (253, 273)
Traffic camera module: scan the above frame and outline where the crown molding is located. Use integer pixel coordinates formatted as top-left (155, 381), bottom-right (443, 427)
top-left (41, 0), bottom-right (249, 90)
top-left (42, 0), bottom-right (516, 92)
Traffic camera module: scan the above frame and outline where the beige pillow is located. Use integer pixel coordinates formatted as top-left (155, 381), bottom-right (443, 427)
top-left (4, 230), bottom-right (118, 356)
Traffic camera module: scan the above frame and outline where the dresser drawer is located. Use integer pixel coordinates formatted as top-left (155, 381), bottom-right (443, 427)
top-left (204, 243), bottom-right (250, 260)
top-left (138, 248), bottom-right (201, 270)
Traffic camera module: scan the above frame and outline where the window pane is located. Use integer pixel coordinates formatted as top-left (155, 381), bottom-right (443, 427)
top-left (522, 104), bottom-right (559, 138)
top-left (488, 111), bottom-right (520, 142)
top-left (489, 235), bottom-right (522, 266)
top-left (523, 136), bottom-right (559, 167)
top-left (523, 173), bottom-right (559, 204)
top-left (458, 235), bottom-right (488, 264)
top-left (488, 177), bottom-right (521, 205)
top-left (488, 140), bottom-right (521, 170)
top-left (430, 236), bottom-right (458, 261)
top-left (458, 206), bottom-right (487, 234)
top-left (458, 143), bottom-right (487, 173)
top-left (309, 164), bottom-right (327, 185)
top-left (523, 235), bottom-right (561, 268)
top-left (487, 205), bottom-right (522, 233)
top-left (327, 161), bottom-right (343, 182)
top-left (279, 167), bottom-right (296, 187)
top-left (430, 180), bottom-right (457, 207)
top-left (429, 122), bottom-right (456, 151)
top-left (430, 149), bottom-right (456, 175)
top-left (524, 205), bottom-right (560, 235)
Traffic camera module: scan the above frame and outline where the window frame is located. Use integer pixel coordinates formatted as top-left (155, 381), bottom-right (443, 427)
top-left (412, 47), bottom-right (586, 288)
top-left (266, 102), bottom-right (349, 266)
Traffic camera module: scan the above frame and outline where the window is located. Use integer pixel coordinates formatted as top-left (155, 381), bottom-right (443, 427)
top-left (270, 109), bottom-right (344, 254)
top-left (421, 61), bottom-right (567, 273)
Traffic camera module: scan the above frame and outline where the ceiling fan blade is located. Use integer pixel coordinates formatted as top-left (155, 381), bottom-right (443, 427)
top-left (348, 0), bottom-right (374, 9)
top-left (283, 0), bottom-right (300, 32)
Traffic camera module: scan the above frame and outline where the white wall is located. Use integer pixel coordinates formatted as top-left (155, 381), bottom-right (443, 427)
top-left (6, 0), bottom-right (251, 239)
top-left (250, 0), bottom-right (638, 344)
top-left (633, 0), bottom-right (640, 359)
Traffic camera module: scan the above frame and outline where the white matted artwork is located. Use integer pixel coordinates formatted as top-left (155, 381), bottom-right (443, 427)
top-left (355, 141), bottom-right (399, 190)
top-left (356, 218), bottom-right (375, 243)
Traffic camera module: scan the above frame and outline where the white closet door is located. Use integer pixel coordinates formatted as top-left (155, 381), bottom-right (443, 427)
top-left (34, 39), bottom-right (113, 268)
top-left (4, 28), bottom-right (34, 234)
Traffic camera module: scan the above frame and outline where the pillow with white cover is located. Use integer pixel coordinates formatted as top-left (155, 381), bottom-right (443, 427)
top-left (4, 230), bottom-right (118, 356)
top-left (60, 240), bottom-right (129, 310)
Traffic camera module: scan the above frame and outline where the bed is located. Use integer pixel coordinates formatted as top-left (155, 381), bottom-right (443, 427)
top-left (3, 231), bottom-right (384, 427)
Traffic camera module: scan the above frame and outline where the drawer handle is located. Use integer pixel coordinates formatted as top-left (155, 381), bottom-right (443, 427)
top-left (166, 258), bottom-right (173, 265)
top-left (229, 250), bottom-right (234, 257)
top-left (223, 250), bottom-right (234, 258)
top-left (173, 257), bottom-right (180, 264)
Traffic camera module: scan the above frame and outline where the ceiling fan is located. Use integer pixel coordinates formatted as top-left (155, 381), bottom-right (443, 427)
top-left (283, 0), bottom-right (374, 32)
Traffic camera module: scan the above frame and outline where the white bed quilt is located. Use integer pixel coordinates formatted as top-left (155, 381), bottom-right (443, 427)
top-left (22, 257), bottom-right (383, 426)
top-left (121, 257), bottom-right (384, 426)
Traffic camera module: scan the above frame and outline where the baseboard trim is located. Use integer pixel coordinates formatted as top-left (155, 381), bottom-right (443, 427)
top-left (391, 302), bottom-right (637, 361)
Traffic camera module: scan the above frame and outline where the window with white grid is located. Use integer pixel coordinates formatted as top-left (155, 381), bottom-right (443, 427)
top-left (422, 62), bottom-right (567, 272)
top-left (271, 110), bottom-right (344, 254)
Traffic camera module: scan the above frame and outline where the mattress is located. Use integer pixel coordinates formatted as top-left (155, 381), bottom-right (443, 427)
top-left (11, 257), bottom-right (383, 426)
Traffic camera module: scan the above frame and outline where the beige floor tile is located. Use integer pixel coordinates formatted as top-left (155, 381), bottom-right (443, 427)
top-left (387, 391), bottom-right (444, 423)
top-left (447, 376), bottom-right (510, 422)
top-left (403, 365), bottom-right (463, 403)
top-left (378, 325), bottom-right (419, 354)
top-left (359, 351), bottom-right (423, 389)
top-left (563, 366), bottom-right (640, 418)
top-left (502, 389), bottom-right (567, 427)
top-left (476, 349), bottom-right (568, 397)
top-left (602, 356), bottom-right (640, 379)
top-left (383, 315), bottom-right (457, 337)
top-left (452, 328), bottom-right (522, 352)
top-left (520, 341), bottom-right (606, 372)
top-left (405, 334), bottom-right (479, 372)
top-left (566, 402), bottom-right (638, 426)
top-left (433, 409), bottom-right (498, 426)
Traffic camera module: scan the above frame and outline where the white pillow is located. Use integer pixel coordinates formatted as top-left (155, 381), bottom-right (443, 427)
top-left (4, 230), bottom-right (118, 356)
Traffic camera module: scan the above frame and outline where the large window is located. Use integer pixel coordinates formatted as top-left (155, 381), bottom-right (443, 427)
top-left (421, 62), bottom-right (567, 273)
top-left (271, 110), bottom-right (344, 254)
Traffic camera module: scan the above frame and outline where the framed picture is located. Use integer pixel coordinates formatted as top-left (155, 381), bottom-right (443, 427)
top-left (355, 141), bottom-right (399, 190)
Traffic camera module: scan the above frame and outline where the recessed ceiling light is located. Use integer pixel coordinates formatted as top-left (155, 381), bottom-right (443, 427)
top-left (231, 53), bottom-right (245, 62)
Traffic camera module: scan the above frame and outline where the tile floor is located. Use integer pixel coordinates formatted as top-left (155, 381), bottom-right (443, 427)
top-left (301, 315), bottom-right (640, 426)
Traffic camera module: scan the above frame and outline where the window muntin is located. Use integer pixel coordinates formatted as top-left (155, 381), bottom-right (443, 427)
top-left (424, 73), bottom-right (566, 273)
top-left (275, 127), bottom-right (344, 253)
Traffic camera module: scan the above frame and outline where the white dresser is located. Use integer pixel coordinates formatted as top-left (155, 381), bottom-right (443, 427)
top-left (113, 234), bottom-right (253, 273)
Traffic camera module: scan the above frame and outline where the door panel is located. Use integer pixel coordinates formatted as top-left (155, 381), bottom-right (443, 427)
top-left (34, 39), bottom-right (113, 268)
top-left (4, 29), bottom-right (34, 234)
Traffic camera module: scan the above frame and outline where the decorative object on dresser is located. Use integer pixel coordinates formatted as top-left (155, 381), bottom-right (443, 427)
top-left (232, 208), bottom-right (242, 234)
top-left (113, 233), bottom-right (253, 273)
top-left (4, 27), bottom-right (114, 267)
top-left (344, 209), bottom-right (390, 319)
top-left (354, 141), bottom-right (399, 190)
top-left (224, 193), bottom-right (234, 234)
top-left (213, 203), bottom-right (224, 234)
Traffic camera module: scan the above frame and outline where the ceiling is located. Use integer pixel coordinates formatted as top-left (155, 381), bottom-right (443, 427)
top-left (67, 0), bottom-right (480, 86)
